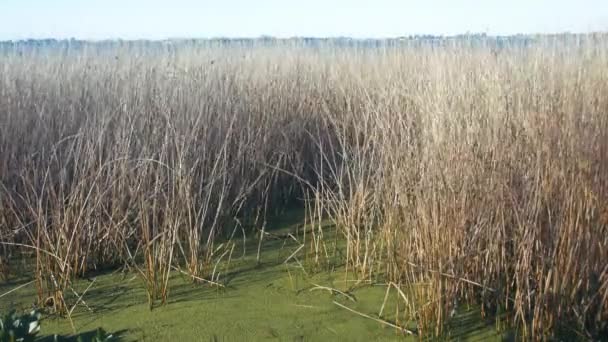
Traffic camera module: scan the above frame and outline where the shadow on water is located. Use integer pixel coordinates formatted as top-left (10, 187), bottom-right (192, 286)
top-left (166, 281), bottom-right (239, 306)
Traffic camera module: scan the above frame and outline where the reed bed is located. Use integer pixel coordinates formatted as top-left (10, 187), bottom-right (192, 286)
top-left (1, 36), bottom-right (607, 339)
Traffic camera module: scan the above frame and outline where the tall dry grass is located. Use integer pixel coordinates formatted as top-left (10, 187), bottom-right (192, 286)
top-left (1, 36), bottom-right (607, 338)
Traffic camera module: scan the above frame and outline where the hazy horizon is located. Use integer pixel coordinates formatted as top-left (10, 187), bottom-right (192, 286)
top-left (1, 0), bottom-right (607, 41)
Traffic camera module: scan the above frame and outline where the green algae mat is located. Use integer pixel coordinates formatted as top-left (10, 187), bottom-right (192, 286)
top-left (0, 215), bottom-right (507, 341)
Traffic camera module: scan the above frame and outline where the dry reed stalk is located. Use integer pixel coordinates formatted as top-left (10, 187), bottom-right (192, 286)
top-left (0, 36), bottom-right (606, 338)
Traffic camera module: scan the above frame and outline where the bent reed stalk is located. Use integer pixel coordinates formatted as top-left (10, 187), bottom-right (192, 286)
top-left (0, 36), bottom-right (607, 339)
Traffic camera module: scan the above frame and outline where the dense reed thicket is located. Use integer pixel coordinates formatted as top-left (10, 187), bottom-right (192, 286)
top-left (1, 36), bottom-right (607, 339)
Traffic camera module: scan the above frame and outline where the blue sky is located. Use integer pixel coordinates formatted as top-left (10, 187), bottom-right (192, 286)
top-left (1, 0), bottom-right (607, 40)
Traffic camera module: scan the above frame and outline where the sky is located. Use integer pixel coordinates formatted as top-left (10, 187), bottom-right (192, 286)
top-left (0, 0), bottom-right (607, 40)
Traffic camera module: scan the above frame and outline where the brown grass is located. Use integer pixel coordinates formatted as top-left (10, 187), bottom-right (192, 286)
top-left (1, 36), bottom-right (607, 339)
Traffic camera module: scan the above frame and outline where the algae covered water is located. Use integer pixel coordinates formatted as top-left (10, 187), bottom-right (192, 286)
top-left (1, 214), bottom-right (506, 341)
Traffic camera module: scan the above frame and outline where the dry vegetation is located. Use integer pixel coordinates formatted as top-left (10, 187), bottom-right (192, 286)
top-left (1, 36), bottom-right (607, 339)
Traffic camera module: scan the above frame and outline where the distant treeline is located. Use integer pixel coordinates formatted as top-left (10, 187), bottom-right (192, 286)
top-left (1, 32), bottom-right (605, 51)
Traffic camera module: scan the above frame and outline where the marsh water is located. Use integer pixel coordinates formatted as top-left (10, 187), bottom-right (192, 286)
top-left (1, 212), bottom-right (507, 341)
